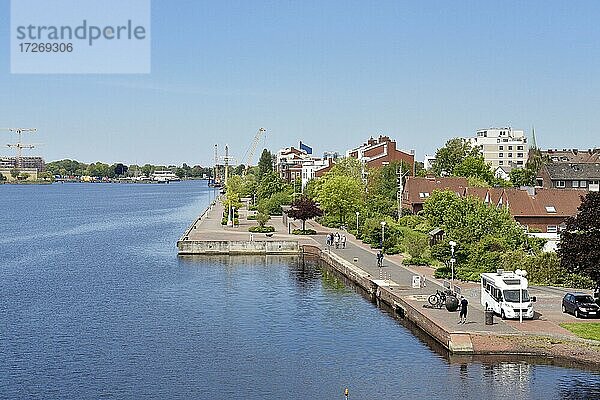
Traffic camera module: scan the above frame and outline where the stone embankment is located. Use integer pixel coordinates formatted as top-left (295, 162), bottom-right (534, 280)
top-left (179, 198), bottom-right (600, 367)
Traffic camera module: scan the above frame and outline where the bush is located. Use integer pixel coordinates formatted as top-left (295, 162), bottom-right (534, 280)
top-left (292, 229), bottom-right (317, 235)
top-left (434, 265), bottom-right (451, 278)
top-left (402, 257), bottom-right (432, 266)
top-left (247, 214), bottom-right (257, 220)
top-left (221, 217), bottom-right (239, 225)
top-left (249, 226), bottom-right (275, 233)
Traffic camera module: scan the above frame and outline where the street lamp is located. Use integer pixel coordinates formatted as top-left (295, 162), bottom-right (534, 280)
top-left (515, 269), bottom-right (528, 324)
top-left (355, 211), bottom-right (360, 235)
top-left (380, 221), bottom-right (386, 250)
top-left (449, 240), bottom-right (456, 292)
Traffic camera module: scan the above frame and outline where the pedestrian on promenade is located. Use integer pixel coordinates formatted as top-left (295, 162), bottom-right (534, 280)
top-left (459, 296), bottom-right (468, 324)
top-left (377, 251), bottom-right (383, 267)
top-left (341, 235), bottom-right (347, 248)
top-left (326, 233), bottom-right (331, 246)
top-left (334, 232), bottom-right (339, 248)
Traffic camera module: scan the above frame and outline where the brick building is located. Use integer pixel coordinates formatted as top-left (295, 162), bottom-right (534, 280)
top-left (347, 135), bottom-right (414, 171)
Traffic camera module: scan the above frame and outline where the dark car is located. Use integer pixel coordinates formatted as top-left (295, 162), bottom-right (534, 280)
top-left (562, 292), bottom-right (600, 318)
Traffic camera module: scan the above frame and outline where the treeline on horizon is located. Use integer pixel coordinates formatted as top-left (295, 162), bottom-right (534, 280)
top-left (45, 159), bottom-right (215, 179)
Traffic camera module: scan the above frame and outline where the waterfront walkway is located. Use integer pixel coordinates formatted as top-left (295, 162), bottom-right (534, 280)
top-left (179, 196), bottom-right (600, 363)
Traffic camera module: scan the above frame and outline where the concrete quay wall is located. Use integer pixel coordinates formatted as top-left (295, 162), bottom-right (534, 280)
top-left (313, 247), bottom-right (469, 354)
top-left (178, 240), bottom-right (300, 255)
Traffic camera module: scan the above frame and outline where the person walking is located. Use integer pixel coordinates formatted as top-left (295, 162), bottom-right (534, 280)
top-left (377, 251), bottom-right (383, 267)
top-left (341, 234), bottom-right (347, 249)
top-left (334, 233), bottom-right (340, 249)
top-left (459, 296), bottom-right (468, 324)
top-left (326, 233), bottom-right (331, 246)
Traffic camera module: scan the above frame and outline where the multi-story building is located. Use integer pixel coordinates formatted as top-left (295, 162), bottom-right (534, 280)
top-left (347, 135), bottom-right (414, 172)
top-left (467, 127), bottom-right (528, 172)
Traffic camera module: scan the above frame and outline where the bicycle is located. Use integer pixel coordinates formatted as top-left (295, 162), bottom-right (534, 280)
top-left (428, 289), bottom-right (451, 308)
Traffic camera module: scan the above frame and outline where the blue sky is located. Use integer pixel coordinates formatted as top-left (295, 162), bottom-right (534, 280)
top-left (2, 0), bottom-right (600, 166)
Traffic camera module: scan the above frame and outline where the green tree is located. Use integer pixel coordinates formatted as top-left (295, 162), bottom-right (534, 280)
top-left (453, 155), bottom-right (495, 184)
top-left (257, 149), bottom-right (273, 179)
top-left (141, 164), bottom-right (154, 177)
top-left (329, 157), bottom-right (363, 181)
top-left (256, 212), bottom-right (270, 228)
top-left (19, 172), bottom-right (30, 181)
top-left (318, 174), bottom-right (364, 224)
top-left (509, 167), bottom-right (536, 187)
top-left (558, 192), bottom-right (600, 288)
top-left (113, 163), bottom-right (128, 177)
top-left (10, 169), bottom-right (20, 180)
top-left (432, 138), bottom-right (480, 176)
top-left (257, 171), bottom-right (288, 201)
top-left (0, 173), bottom-right (6, 182)
top-left (287, 196), bottom-right (323, 231)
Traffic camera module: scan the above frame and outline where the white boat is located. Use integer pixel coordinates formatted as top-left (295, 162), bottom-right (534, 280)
top-left (151, 170), bottom-right (180, 183)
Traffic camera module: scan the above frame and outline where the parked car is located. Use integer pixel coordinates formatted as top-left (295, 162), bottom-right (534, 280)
top-left (562, 292), bottom-right (600, 318)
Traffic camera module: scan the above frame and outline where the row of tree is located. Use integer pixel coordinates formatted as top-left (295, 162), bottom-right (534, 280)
top-left (45, 159), bottom-right (212, 179)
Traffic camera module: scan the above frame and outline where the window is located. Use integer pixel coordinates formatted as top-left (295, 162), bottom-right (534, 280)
top-left (573, 181), bottom-right (579, 188)
top-left (536, 178), bottom-right (543, 187)
top-left (556, 180), bottom-right (565, 188)
top-left (517, 153), bottom-right (523, 158)
top-left (499, 160), bottom-right (504, 165)
top-left (499, 153), bottom-right (504, 157)
top-left (503, 138), bottom-right (508, 142)
top-left (545, 206), bottom-right (556, 213)
top-left (508, 153), bottom-right (513, 158)
top-left (517, 146), bottom-right (523, 150)
top-left (499, 146), bottom-right (504, 150)
top-left (547, 225), bottom-right (558, 233)
top-left (517, 161), bottom-right (524, 165)
top-left (581, 181), bottom-right (587, 187)
top-left (508, 146), bottom-right (513, 150)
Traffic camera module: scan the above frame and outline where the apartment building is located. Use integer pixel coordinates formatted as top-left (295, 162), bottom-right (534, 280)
top-left (467, 127), bottom-right (528, 172)
top-left (347, 135), bottom-right (415, 172)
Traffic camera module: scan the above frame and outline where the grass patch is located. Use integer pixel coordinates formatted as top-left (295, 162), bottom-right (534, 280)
top-left (560, 323), bottom-right (600, 341)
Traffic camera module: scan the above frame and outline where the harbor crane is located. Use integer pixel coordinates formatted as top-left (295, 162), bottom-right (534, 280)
top-left (241, 128), bottom-right (267, 173)
top-left (2, 128), bottom-right (37, 169)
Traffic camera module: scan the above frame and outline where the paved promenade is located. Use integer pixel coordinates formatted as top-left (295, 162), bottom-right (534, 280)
top-left (186, 198), bottom-right (594, 340)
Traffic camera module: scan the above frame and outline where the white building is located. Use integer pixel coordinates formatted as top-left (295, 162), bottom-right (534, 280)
top-left (467, 127), bottom-right (528, 173)
top-left (423, 154), bottom-right (436, 171)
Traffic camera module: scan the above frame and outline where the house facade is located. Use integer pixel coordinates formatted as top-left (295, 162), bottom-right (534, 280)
top-left (347, 135), bottom-right (415, 172)
top-left (537, 163), bottom-right (600, 192)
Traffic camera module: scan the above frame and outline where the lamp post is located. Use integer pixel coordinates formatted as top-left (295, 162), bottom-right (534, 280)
top-left (449, 241), bottom-right (456, 292)
top-left (355, 211), bottom-right (360, 235)
top-left (515, 269), bottom-right (527, 323)
top-left (227, 201), bottom-right (232, 227)
top-left (380, 221), bottom-right (386, 250)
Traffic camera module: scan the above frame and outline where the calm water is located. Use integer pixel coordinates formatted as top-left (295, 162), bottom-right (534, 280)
top-left (1, 181), bottom-right (599, 399)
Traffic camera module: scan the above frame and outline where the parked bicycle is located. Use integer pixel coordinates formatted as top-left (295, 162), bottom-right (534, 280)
top-left (428, 289), bottom-right (452, 308)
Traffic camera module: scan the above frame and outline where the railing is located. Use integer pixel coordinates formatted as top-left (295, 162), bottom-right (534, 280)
top-left (178, 198), bottom-right (218, 242)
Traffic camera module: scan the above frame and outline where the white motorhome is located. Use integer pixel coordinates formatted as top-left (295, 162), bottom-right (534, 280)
top-left (481, 270), bottom-right (535, 319)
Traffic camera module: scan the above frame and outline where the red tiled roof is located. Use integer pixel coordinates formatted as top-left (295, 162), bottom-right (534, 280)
top-left (403, 177), bottom-right (469, 204)
top-left (504, 188), bottom-right (584, 217)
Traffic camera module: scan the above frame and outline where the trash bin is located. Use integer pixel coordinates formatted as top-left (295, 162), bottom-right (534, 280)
top-left (445, 295), bottom-right (459, 312)
top-left (485, 310), bottom-right (494, 325)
